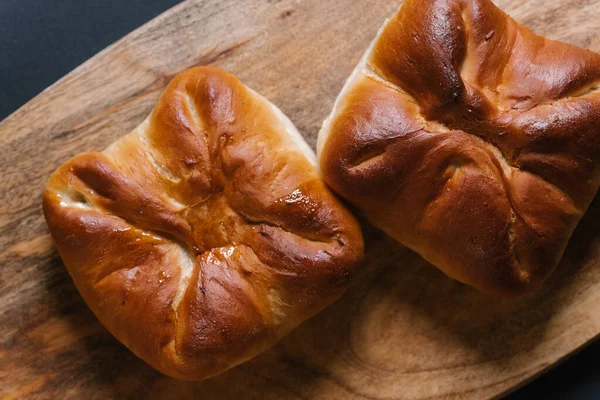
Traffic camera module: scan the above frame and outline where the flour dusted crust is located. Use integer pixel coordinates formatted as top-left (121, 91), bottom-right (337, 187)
top-left (318, 0), bottom-right (600, 296)
top-left (43, 67), bottom-right (363, 380)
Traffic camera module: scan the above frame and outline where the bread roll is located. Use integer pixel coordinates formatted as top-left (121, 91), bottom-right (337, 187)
top-left (318, 0), bottom-right (600, 296)
top-left (43, 67), bottom-right (364, 380)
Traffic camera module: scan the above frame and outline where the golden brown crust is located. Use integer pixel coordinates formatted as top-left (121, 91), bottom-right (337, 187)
top-left (318, 0), bottom-right (600, 296)
top-left (43, 67), bottom-right (363, 380)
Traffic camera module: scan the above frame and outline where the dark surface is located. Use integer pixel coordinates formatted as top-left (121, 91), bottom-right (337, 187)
top-left (0, 0), bottom-right (182, 119)
top-left (510, 344), bottom-right (600, 399)
top-left (0, 0), bottom-right (598, 398)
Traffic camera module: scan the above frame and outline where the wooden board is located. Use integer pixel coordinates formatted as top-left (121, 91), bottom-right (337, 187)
top-left (1, 0), bottom-right (599, 398)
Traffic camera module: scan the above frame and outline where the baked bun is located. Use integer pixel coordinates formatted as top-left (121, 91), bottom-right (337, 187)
top-left (43, 67), bottom-right (363, 380)
top-left (318, 0), bottom-right (600, 296)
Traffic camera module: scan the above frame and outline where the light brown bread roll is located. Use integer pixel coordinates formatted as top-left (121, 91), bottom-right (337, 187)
top-left (318, 0), bottom-right (600, 296)
top-left (43, 67), bottom-right (364, 380)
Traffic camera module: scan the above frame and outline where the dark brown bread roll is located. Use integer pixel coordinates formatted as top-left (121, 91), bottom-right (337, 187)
top-left (318, 0), bottom-right (600, 296)
top-left (44, 67), bottom-right (364, 380)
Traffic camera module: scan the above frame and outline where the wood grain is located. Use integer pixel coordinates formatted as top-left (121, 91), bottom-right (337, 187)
top-left (0, 0), bottom-right (599, 398)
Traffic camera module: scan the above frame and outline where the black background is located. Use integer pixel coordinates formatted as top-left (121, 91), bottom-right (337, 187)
top-left (1, 0), bottom-right (599, 398)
